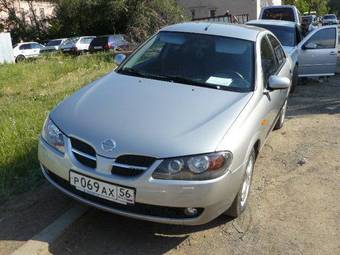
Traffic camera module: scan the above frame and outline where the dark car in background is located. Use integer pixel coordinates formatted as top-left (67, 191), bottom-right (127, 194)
top-left (40, 38), bottom-right (68, 53)
top-left (88, 34), bottom-right (129, 53)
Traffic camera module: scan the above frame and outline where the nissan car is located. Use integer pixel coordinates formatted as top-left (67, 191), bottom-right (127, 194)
top-left (39, 22), bottom-right (295, 225)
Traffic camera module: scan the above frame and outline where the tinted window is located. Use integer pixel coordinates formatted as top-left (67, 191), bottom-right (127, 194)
top-left (261, 37), bottom-right (278, 83)
top-left (251, 24), bottom-right (296, 47)
top-left (19, 44), bottom-right (31, 50)
top-left (324, 14), bottom-right (336, 19)
top-left (118, 32), bottom-right (255, 92)
top-left (90, 37), bottom-right (109, 46)
top-left (306, 28), bottom-right (336, 49)
top-left (47, 40), bottom-right (63, 46)
top-left (268, 34), bottom-right (286, 67)
top-left (31, 43), bottom-right (43, 49)
top-left (262, 8), bottom-right (295, 22)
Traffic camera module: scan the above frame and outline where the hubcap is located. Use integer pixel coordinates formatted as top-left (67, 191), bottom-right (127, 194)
top-left (240, 156), bottom-right (254, 207)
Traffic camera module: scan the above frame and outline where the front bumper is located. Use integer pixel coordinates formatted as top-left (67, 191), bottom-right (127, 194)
top-left (38, 138), bottom-right (244, 225)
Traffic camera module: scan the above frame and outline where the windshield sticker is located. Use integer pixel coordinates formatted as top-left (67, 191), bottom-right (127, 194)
top-left (206, 77), bottom-right (233, 87)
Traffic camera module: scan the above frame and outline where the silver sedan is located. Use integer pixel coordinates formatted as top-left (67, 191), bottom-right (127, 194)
top-left (39, 22), bottom-right (292, 225)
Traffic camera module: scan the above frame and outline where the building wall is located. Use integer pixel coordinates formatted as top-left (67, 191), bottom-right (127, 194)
top-left (0, 0), bottom-right (55, 29)
top-left (177, 0), bottom-right (282, 20)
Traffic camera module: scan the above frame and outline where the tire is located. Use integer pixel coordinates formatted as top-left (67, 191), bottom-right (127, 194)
top-left (224, 149), bottom-right (256, 218)
top-left (15, 55), bottom-right (26, 63)
top-left (290, 66), bottom-right (298, 94)
top-left (274, 100), bottom-right (287, 130)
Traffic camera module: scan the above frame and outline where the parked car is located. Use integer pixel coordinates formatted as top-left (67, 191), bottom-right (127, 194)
top-left (247, 19), bottom-right (303, 92)
top-left (322, 14), bottom-right (339, 26)
top-left (39, 22), bottom-right (297, 225)
top-left (259, 5), bottom-right (302, 25)
top-left (60, 36), bottom-right (96, 54)
top-left (40, 38), bottom-right (68, 53)
top-left (248, 20), bottom-right (338, 86)
top-left (12, 42), bottom-right (45, 62)
top-left (88, 34), bottom-right (129, 53)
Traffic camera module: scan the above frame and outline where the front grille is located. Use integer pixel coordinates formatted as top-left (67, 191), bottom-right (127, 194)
top-left (45, 168), bottom-right (203, 219)
top-left (111, 155), bottom-right (156, 177)
top-left (70, 138), bottom-right (96, 169)
top-left (115, 155), bottom-right (156, 168)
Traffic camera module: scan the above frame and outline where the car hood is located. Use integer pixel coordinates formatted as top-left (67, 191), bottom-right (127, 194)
top-left (51, 72), bottom-right (253, 159)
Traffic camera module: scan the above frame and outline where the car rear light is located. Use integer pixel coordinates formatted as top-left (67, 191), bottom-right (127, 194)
top-left (104, 43), bottom-right (110, 50)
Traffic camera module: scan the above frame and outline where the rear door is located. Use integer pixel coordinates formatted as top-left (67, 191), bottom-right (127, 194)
top-left (298, 26), bottom-right (338, 77)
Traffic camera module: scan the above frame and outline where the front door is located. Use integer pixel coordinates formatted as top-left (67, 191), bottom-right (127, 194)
top-left (298, 26), bottom-right (338, 77)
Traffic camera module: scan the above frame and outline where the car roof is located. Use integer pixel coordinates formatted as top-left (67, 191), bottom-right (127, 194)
top-left (247, 19), bottom-right (297, 28)
top-left (261, 5), bottom-right (296, 10)
top-left (161, 22), bottom-right (264, 42)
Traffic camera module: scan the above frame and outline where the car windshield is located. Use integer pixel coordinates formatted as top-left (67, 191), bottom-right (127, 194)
top-left (252, 24), bottom-right (296, 47)
top-left (62, 37), bottom-right (79, 46)
top-left (324, 14), bottom-right (336, 19)
top-left (47, 40), bottom-right (63, 46)
top-left (262, 8), bottom-right (295, 22)
top-left (117, 32), bottom-right (254, 92)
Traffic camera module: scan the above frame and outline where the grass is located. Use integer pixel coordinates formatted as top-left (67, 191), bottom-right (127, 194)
top-left (0, 53), bottom-right (116, 202)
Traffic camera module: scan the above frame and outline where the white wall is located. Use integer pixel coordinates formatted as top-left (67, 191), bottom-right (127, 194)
top-left (178, 0), bottom-right (282, 20)
top-left (0, 33), bottom-right (15, 64)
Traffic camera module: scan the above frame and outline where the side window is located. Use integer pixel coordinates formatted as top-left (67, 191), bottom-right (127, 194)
top-left (261, 37), bottom-right (278, 84)
top-left (19, 44), bottom-right (31, 50)
top-left (305, 28), bottom-right (336, 49)
top-left (268, 34), bottom-right (286, 67)
top-left (31, 43), bottom-right (42, 49)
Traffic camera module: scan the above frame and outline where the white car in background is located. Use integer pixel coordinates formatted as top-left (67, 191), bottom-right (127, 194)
top-left (60, 36), bottom-right (96, 54)
top-left (248, 20), bottom-right (338, 92)
top-left (12, 42), bottom-right (45, 62)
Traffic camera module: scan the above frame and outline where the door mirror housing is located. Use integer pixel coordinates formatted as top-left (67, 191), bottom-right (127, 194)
top-left (114, 53), bottom-right (126, 65)
top-left (303, 42), bottom-right (317, 50)
top-left (268, 76), bottom-right (291, 90)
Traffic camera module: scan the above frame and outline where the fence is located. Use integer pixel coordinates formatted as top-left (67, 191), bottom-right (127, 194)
top-left (192, 13), bottom-right (249, 24)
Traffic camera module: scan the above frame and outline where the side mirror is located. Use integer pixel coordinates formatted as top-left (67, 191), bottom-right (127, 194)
top-left (268, 76), bottom-right (291, 90)
top-left (303, 42), bottom-right (317, 50)
top-left (114, 53), bottom-right (126, 65)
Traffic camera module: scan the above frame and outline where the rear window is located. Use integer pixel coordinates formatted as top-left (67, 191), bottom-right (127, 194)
top-left (90, 37), bottom-right (109, 46)
top-left (47, 40), bottom-right (63, 46)
top-left (324, 15), bottom-right (336, 19)
top-left (252, 24), bottom-right (296, 47)
top-left (262, 8), bottom-right (295, 22)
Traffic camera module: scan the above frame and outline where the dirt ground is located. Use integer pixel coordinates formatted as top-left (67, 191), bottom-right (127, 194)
top-left (1, 76), bottom-right (340, 255)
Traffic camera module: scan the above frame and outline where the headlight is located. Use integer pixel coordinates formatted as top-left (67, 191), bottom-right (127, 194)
top-left (41, 116), bottom-right (65, 153)
top-left (152, 152), bottom-right (233, 180)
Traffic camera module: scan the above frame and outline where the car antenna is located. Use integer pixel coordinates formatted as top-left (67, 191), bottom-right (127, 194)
top-left (204, 23), bottom-right (212, 31)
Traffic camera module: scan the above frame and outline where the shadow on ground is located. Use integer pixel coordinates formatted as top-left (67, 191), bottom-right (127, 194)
top-left (287, 76), bottom-right (340, 117)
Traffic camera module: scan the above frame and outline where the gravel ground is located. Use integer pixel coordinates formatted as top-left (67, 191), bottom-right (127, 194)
top-left (1, 76), bottom-right (339, 255)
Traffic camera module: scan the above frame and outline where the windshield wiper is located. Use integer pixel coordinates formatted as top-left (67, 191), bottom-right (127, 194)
top-left (117, 67), bottom-right (150, 78)
top-left (163, 75), bottom-right (220, 89)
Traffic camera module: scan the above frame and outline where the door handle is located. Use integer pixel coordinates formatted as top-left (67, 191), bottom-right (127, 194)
top-left (329, 52), bottom-right (337, 56)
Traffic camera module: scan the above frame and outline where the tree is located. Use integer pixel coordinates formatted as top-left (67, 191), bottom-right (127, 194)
top-left (284, 0), bottom-right (329, 15)
top-left (329, 0), bottom-right (340, 15)
top-left (0, 0), bottom-right (50, 42)
top-left (49, 0), bottom-right (186, 42)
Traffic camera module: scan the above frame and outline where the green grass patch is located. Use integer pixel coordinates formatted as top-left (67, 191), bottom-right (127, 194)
top-left (0, 53), bottom-right (116, 202)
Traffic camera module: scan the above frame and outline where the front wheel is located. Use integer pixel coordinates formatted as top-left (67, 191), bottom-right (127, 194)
top-left (15, 55), bottom-right (26, 63)
top-left (224, 150), bottom-right (256, 218)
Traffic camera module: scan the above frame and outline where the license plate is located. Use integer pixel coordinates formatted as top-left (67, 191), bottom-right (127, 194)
top-left (94, 46), bottom-right (102, 49)
top-left (63, 48), bottom-right (71, 51)
top-left (69, 171), bottom-right (135, 205)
